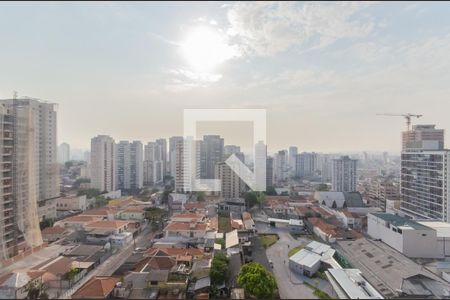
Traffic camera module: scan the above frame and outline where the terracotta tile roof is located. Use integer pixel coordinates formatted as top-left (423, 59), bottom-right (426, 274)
top-left (309, 217), bottom-right (337, 236)
top-left (33, 256), bottom-right (75, 276)
top-left (242, 212), bottom-right (252, 221)
top-left (144, 247), bottom-right (204, 258)
top-left (184, 203), bottom-right (206, 210)
top-left (85, 220), bottom-right (129, 229)
top-left (208, 216), bottom-right (218, 231)
top-left (62, 215), bottom-right (97, 223)
top-left (41, 226), bottom-right (65, 235)
top-left (122, 207), bottom-right (145, 213)
top-left (81, 208), bottom-right (116, 216)
top-left (72, 276), bottom-right (120, 299)
top-left (171, 212), bottom-right (205, 219)
top-left (163, 222), bottom-right (207, 232)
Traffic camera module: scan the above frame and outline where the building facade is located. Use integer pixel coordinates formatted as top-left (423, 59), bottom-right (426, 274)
top-left (0, 98), bottom-right (59, 260)
top-left (90, 135), bottom-right (116, 192)
top-left (116, 141), bottom-right (143, 192)
top-left (58, 142), bottom-right (70, 164)
top-left (332, 156), bottom-right (357, 192)
top-left (199, 135), bottom-right (224, 180)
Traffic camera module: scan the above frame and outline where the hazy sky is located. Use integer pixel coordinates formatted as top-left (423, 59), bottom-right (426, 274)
top-left (1, 1), bottom-right (450, 153)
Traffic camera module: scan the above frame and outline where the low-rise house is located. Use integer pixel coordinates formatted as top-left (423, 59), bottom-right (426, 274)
top-left (57, 195), bottom-right (87, 212)
top-left (32, 256), bottom-right (83, 290)
top-left (41, 226), bottom-right (66, 242)
top-left (72, 276), bottom-right (120, 299)
top-left (171, 212), bottom-right (206, 223)
top-left (117, 207), bottom-right (146, 221)
top-left (81, 208), bottom-right (116, 220)
top-left (335, 210), bottom-right (362, 229)
top-left (110, 232), bottom-right (134, 248)
top-left (54, 215), bottom-right (101, 230)
top-left (289, 249), bottom-right (321, 277)
top-left (0, 270), bottom-right (45, 299)
top-left (218, 199), bottom-right (246, 214)
top-left (163, 222), bottom-right (207, 239)
top-left (184, 202), bottom-right (207, 212)
top-left (242, 212), bottom-right (255, 231)
top-left (85, 221), bottom-right (130, 244)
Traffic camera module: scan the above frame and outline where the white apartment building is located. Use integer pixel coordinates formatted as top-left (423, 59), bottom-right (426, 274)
top-left (0, 98), bottom-right (59, 260)
top-left (169, 136), bottom-right (183, 177)
top-left (58, 142), bottom-right (70, 164)
top-left (332, 156), bottom-right (357, 192)
top-left (400, 124), bottom-right (450, 222)
top-left (274, 150), bottom-right (288, 184)
top-left (288, 146), bottom-right (298, 174)
top-left (296, 152), bottom-right (317, 178)
top-left (116, 140), bottom-right (143, 192)
top-left (368, 213), bottom-right (450, 258)
top-left (90, 135), bottom-right (116, 192)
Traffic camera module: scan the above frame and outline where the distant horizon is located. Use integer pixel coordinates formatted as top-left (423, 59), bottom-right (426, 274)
top-left (2, 2), bottom-right (450, 153)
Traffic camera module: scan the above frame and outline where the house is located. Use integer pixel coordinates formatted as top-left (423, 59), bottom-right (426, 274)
top-left (218, 199), bottom-right (246, 214)
top-left (57, 195), bottom-right (87, 212)
top-left (242, 212), bottom-right (255, 231)
top-left (110, 232), bottom-right (133, 248)
top-left (41, 226), bottom-right (66, 242)
top-left (32, 256), bottom-right (82, 289)
top-left (184, 202), bottom-right (207, 212)
top-left (117, 207), bottom-right (146, 221)
top-left (171, 212), bottom-right (206, 223)
top-left (163, 222), bottom-right (207, 239)
top-left (54, 215), bottom-right (100, 230)
top-left (72, 276), bottom-right (120, 299)
top-left (336, 210), bottom-right (362, 229)
top-left (81, 208), bottom-right (116, 220)
top-left (289, 249), bottom-right (321, 277)
top-left (85, 221), bottom-right (130, 244)
top-left (0, 270), bottom-right (45, 299)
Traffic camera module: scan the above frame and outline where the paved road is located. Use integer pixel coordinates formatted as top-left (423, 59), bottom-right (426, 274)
top-left (264, 228), bottom-right (317, 299)
top-left (60, 226), bottom-right (155, 299)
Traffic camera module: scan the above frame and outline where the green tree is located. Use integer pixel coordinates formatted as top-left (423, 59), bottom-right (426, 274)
top-left (196, 191), bottom-right (206, 202)
top-left (72, 178), bottom-right (90, 189)
top-left (77, 188), bottom-right (101, 198)
top-left (244, 191), bottom-right (265, 208)
top-left (24, 281), bottom-right (49, 300)
top-left (265, 186), bottom-right (277, 196)
top-left (210, 252), bottom-right (228, 286)
top-left (237, 262), bottom-right (277, 299)
top-left (316, 184), bottom-right (329, 191)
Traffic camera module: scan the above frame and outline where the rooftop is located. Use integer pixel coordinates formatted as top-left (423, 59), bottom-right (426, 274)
top-left (326, 268), bottom-right (383, 299)
top-left (41, 226), bottom-right (66, 234)
top-left (85, 220), bottom-right (129, 229)
top-left (164, 222), bottom-right (207, 231)
top-left (72, 276), bottom-right (120, 299)
top-left (417, 221), bottom-right (450, 237)
top-left (371, 213), bottom-right (431, 231)
top-left (289, 249), bottom-right (321, 268)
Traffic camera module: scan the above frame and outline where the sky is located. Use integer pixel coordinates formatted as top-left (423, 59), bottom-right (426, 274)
top-left (1, 1), bottom-right (450, 153)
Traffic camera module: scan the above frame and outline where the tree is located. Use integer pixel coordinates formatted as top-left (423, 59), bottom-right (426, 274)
top-left (244, 191), bottom-right (265, 208)
top-left (77, 188), bottom-right (101, 198)
top-left (196, 191), bottom-right (206, 202)
top-left (24, 281), bottom-right (49, 300)
top-left (237, 262), bottom-right (277, 299)
top-left (210, 252), bottom-right (228, 286)
top-left (72, 178), bottom-right (90, 189)
top-left (315, 184), bottom-right (329, 192)
top-left (265, 186), bottom-right (277, 196)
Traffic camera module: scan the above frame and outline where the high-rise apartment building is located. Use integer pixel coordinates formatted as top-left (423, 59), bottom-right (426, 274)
top-left (215, 162), bottom-right (244, 199)
top-left (266, 157), bottom-right (274, 187)
top-left (295, 152), bottom-right (317, 178)
top-left (156, 138), bottom-right (167, 176)
top-left (91, 135), bottom-right (116, 192)
top-left (289, 146), bottom-right (298, 173)
top-left (58, 142), bottom-right (70, 164)
top-left (402, 124), bottom-right (444, 150)
top-left (116, 141), bottom-right (143, 192)
top-left (199, 135), bottom-right (224, 179)
top-left (274, 150), bottom-right (288, 184)
top-left (0, 98), bottom-right (59, 260)
top-left (400, 124), bottom-right (450, 222)
top-left (144, 140), bottom-right (166, 184)
top-left (332, 156), bottom-right (357, 192)
top-left (169, 136), bottom-right (183, 177)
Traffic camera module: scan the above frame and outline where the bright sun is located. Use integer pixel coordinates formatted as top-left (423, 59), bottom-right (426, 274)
top-left (181, 26), bottom-right (237, 72)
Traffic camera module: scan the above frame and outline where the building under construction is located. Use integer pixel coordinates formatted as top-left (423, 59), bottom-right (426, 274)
top-left (0, 96), bottom-right (59, 260)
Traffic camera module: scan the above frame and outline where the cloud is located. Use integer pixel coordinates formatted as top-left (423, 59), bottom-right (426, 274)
top-left (226, 1), bottom-right (375, 56)
top-left (165, 68), bottom-right (223, 92)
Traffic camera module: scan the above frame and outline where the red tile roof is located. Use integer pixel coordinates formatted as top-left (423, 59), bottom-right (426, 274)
top-left (41, 226), bottom-right (66, 235)
top-left (62, 215), bottom-right (97, 223)
top-left (86, 220), bottom-right (129, 229)
top-left (184, 203), bottom-right (206, 210)
top-left (144, 247), bottom-right (204, 258)
top-left (163, 222), bottom-right (207, 232)
top-left (72, 276), bottom-right (120, 299)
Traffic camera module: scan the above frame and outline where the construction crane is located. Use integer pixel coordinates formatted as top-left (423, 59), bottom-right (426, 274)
top-left (376, 113), bottom-right (423, 130)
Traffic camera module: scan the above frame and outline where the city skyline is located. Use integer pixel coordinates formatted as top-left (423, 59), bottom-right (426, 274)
top-left (2, 2), bottom-right (450, 152)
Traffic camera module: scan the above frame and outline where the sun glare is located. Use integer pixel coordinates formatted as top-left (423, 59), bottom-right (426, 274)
top-left (181, 26), bottom-right (237, 72)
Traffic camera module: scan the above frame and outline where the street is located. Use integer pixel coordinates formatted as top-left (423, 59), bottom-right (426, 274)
top-left (60, 226), bottom-right (155, 299)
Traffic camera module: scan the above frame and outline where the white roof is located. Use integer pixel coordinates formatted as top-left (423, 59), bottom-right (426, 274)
top-left (214, 243), bottom-right (222, 250)
top-left (417, 221), bottom-right (450, 238)
top-left (268, 218), bottom-right (290, 224)
top-left (327, 269), bottom-right (384, 299)
top-left (289, 219), bottom-right (304, 226)
top-left (289, 249), bottom-right (321, 268)
top-left (225, 230), bottom-right (239, 249)
top-left (305, 241), bottom-right (331, 255)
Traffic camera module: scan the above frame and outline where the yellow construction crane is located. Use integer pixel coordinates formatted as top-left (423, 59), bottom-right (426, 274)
top-left (376, 113), bottom-right (423, 130)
